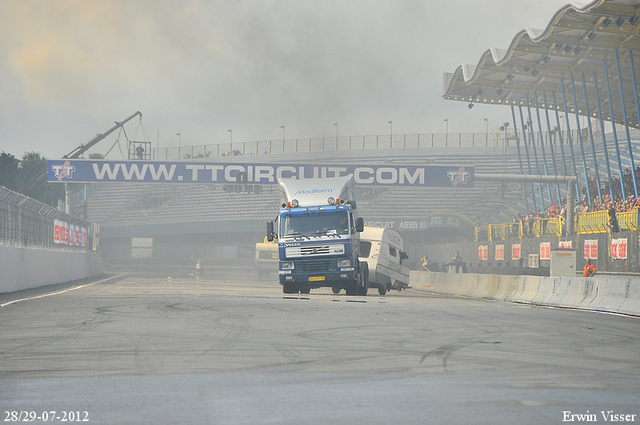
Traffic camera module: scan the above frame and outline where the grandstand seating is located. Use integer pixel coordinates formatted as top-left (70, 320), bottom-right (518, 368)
top-left (83, 129), bottom-right (640, 230)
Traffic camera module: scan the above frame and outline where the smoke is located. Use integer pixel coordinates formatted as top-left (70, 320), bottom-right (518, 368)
top-left (0, 0), bottom-right (569, 158)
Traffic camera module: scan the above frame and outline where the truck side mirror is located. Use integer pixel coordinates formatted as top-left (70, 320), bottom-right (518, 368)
top-left (267, 220), bottom-right (275, 242)
top-left (355, 217), bottom-right (364, 233)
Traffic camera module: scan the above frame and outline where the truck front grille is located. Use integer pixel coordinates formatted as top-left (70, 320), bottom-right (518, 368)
top-left (298, 259), bottom-right (334, 274)
top-left (285, 244), bottom-right (344, 258)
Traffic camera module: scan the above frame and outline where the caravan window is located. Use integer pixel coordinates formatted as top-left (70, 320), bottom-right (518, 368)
top-left (389, 246), bottom-right (397, 257)
top-left (360, 241), bottom-right (372, 258)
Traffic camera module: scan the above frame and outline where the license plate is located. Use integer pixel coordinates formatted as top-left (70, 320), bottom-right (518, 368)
top-left (309, 276), bottom-right (325, 282)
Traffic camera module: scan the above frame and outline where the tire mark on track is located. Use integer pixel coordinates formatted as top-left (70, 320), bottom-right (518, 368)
top-left (195, 314), bottom-right (250, 359)
top-left (0, 314), bottom-right (112, 359)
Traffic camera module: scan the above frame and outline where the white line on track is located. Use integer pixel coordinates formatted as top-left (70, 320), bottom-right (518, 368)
top-left (0, 274), bottom-right (127, 308)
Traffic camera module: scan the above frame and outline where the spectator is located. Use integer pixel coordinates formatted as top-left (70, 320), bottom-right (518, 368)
top-left (583, 258), bottom-right (596, 277)
top-left (452, 251), bottom-right (462, 262)
top-left (539, 209), bottom-right (548, 235)
top-left (421, 255), bottom-right (430, 271)
top-left (527, 212), bottom-right (535, 236)
top-left (608, 207), bottom-right (620, 233)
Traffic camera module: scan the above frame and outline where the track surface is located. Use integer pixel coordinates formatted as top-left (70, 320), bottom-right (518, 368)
top-left (1, 272), bottom-right (639, 424)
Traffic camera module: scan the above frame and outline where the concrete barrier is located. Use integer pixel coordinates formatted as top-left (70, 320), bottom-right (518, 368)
top-left (0, 246), bottom-right (104, 294)
top-left (411, 271), bottom-right (640, 316)
top-left (589, 277), bottom-right (628, 314)
top-left (621, 279), bottom-right (640, 316)
top-left (506, 275), bottom-right (540, 304)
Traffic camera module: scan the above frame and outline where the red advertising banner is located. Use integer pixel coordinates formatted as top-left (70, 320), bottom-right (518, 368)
top-left (584, 239), bottom-right (598, 259)
top-left (558, 240), bottom-right (572, 249)
top-left (478, 245), bottom-right (488, 261)
top-left (70, 224), bottom-right (76, 246)
top-left (611, 238), bottom-right (628, 260)
top-left (512, 244), bottom-right (521, 260)
top-left (54, 220), bottom-right (63, 244)
top-left (540, 242), bottom-right (551, 260)
top-left (53, 220), bottom-right (87, 247)
top-left (495, 244), bottom-right (504, 261)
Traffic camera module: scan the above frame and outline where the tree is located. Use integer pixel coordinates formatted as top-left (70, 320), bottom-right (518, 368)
top-left (15, 152), bottom-right (48, 203)
top-left (0, 152), bottom-right (20, 190)
top-left (13, 152), bottom-right (65, 206)
top-left (88, 153), bottom-right (104, 159)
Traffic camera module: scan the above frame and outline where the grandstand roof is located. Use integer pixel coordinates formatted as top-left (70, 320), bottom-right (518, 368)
top-left (443, 0), bottom-right (640, 128)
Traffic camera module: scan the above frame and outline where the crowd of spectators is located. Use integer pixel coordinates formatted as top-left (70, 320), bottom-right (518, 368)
top-left (581, 193), bottom-right (640, 214)
top-left (486, 169), bottom-right (640, 239)
top-left (510, 191), bottom-right (640, 237)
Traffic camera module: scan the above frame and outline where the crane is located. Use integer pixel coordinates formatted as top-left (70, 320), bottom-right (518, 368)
top-left (20, 111), bottom-right (142, 195)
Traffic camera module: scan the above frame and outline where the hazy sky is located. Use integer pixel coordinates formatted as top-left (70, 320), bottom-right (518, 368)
top-left (1, 0), bottom-right (573, 159)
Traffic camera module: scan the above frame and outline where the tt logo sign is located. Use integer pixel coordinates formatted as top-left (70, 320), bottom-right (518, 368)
top-left (447, 167), bottom-right (470, 186)
top-left (51, 161), bottom-right (76, 181)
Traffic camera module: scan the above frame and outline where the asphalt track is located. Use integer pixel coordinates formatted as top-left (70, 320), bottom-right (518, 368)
top-left (1, 270), bottom-right (639, 424)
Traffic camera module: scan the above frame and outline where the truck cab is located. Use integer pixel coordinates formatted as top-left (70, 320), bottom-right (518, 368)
top-left (267, 175), bottom-right (367, 295)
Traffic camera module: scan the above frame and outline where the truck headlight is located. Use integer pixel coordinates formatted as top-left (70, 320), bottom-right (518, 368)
top-left (282, 262), bottom-right (294, 270)
top-left (338, 259), bottom-right (350, 267)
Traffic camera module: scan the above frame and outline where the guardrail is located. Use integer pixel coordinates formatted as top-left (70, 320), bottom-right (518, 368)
top-left (0, 186), bottom-right (96, 251)
top-left (151, 129), bottom-right (585, 161)
top-left (479, 208), bottom-right (639, 241)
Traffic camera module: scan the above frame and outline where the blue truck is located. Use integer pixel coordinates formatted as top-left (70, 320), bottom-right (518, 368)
top-left (266, 175), bottom-right (368, 295)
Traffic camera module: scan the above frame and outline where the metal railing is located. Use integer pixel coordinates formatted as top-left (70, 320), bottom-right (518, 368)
top-left (480, 208), bottom-right (639, 241)
top-left (0, 186), bottom-right (96, 251)
top-left (151, 129), bottom-right (585, 161)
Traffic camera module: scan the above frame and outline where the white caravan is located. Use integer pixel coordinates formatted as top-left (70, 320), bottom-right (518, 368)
top-left (359, 226), bottom-right (410, 295)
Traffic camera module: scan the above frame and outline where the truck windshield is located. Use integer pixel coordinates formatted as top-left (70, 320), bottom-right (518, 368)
top-left (282, 211), bottom-right (349, 237)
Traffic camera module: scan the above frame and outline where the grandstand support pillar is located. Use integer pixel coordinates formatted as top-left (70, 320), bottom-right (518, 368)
top-left (629, 49), bottom-right (640, 199)
top-left (592, 71), bottom-right (614, 201)
top-left (474, 174), bottom-right (577, 235)
top-left (560, 79), bottom-right (582, 201)
top-left (569, 72), bottom-right (594, 204)
top-left (566, 182), bottom-right (575, 236)
top-left (525, 95), bottom-right (545, 210)
top-left (517, 106), bottom-right (537, 210)
top-left (533, 91), bottom-right (553, 204)
top-left (616, 49), bottom-right (638, 199)
top-left (510, 105), bottom-right (529, 212)
top-left (581, 72), bottom-right (604, 204)
top-left (65, 183), bottom-right (71, 215)
top-left (603, 61), bottom-right (626, 200)
top-left (542, 91), bottom-right (562, 205)
top-left (551, 92), bottom-right (569, 176)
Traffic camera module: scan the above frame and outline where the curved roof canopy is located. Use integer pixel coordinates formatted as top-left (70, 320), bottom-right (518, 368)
top-left (443, 0), bottom-right (640, 128)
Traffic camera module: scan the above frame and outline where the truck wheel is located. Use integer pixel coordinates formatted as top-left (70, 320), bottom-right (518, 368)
top-left (345, 282), bottom-right (358, 296)
top-left (378, 286), bottom-right (387, 296)
top-left (356, 262), bottom-right (368, 296)
top-left (331, 286), bottom-right (341, 294)
top-left (299, 285), bottom-right (311, 294)
top-left (283, 283), bottom-right (299, 294)
top-left (357, 272), bottom-right (368, 296)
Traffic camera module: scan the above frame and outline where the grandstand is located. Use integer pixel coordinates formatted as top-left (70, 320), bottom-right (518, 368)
top-left (86, 128), bottom-right (640, 228)
top-left (77, 126), bottom-right (639, 266)
top-left (83, 139), bottom-right (522, 226)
